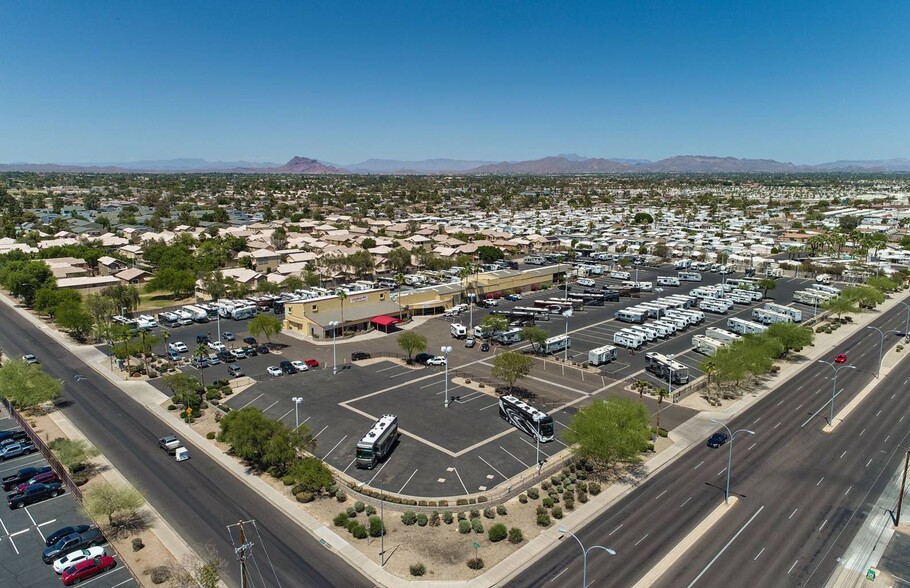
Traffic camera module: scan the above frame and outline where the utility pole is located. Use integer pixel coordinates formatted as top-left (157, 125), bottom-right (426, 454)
top-left (228, 519), bottom-right (255, 588)
top-left (897, 449), bottom-right (910, 527)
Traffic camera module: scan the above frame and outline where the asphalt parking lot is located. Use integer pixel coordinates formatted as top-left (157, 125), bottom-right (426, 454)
top-left (0, 417), bottom-right (134, 588)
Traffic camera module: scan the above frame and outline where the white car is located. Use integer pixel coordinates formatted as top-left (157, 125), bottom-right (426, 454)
top-left (426, 356), bottom-right (447, 366)
top-left (22, 354), bottom-right (39, 365)
top-left (207, 341), bottom-right (226, 352)
top-left (291, 361), bottom-right (309, 372)
top-left (169, 342), bottom-right (188, 353)
top-left (577, 278), bottom-right (596, 287)
top-left (267, 366), bottom-right (283, 377)
top-left (53, 546), bottom-right (106, 574)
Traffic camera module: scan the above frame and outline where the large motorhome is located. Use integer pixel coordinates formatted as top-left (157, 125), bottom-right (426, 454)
top-left (614, 308), bottom-right (647, 323)
top-left (678, 271), bottom-right (703, 282)
top-left (355, 415), bottom-right (399, 469)
top-left (657, 276), bottom-right (681, 287)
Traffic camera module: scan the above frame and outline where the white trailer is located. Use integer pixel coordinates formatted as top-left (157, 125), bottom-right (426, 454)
top-left (752, 308), bottom-right (792, 325)
top-left (588, 345), bottom-right (619, 366)
top-left (794, 290), bottom-right (829, 305)
top-left (678, 271), bottom-right (703, 282)
top-left (542, 334), bottom-right (571, 354)
top-left (705, 327), bottom-right (740, 344)
top-left (692, 334), bottom-right (725, 356)
top-left (727, 317), bottom-right (768, 334)
top-left (614, 331), bottom-right (644, 349)
top-left (764, 302), bottom-right (802, 322)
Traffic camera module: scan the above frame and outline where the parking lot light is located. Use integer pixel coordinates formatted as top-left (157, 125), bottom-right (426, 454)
top-left (441, 346), bottom-right (452, 407)
top-left (328, 320), bottom-right (340, 374)
top-left (292, 397), bottom-right (303, 430)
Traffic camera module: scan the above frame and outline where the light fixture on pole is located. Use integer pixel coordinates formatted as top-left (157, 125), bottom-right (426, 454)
top-left (709, 419), bottom-right (755, 504)
top-left (441, 345), bottom-right (452, 407)
top-left (866, 325), bottom-right (901, 379)
top-left (563, 307), bottom-right (573, 361)
top-left (896, 301), bottom-right (910, 341)
top-left (558, 528), bottom-right (616, 588)
top-left (328, 320), bottom-right (340, 374)
top-left (292, 396), bottom-right (302, 430)
top-left (817, 360), bottom-right (855, 426)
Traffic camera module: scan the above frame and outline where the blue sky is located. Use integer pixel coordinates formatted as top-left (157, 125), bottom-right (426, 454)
top-left (2, 1), bottom-right (908, 164)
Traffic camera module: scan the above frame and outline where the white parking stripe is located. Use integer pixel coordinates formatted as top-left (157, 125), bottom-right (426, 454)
top-left (320, 435), bottom-right (348, 461)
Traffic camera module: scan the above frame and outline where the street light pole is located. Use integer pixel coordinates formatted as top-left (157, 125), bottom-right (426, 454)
top-left (328, 320), bottom-right (340, 374)
top-left (709, 419), bottom-right (755, 504)
top-left (563, 308), bottom-right (572, 361)
top-left (896, 301), bottom-right (910, 340)
top-left (558, 528), bottom-right (616, 588)
top-left (818, 360), bottom-right (856, 425)
top-left (866, 326), bottom-right (886, 379)
top-left (292, 396), bottom-right (302, 430)
top-left (441, 345), bottom-right (452, 407)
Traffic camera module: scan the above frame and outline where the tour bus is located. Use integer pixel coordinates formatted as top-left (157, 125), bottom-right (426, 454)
top-left (705, 327), bottom-right (740, 344)
top-left (727, 317), bottom-right (768, 335)
top-left (692, 334), bottom-right (725, 356)
top-left (657, 276), bottom-right (681, 287)
top-left (588, 345), bottom-right (619, 366)
top-left (610, 270), bottom-right (632, 280)
top-left (545, 298), bottom-right (584, 311)
top-left (614, 308), bottom-right (647, 324)
top-left (764, 302), bottom-right (802, 322)
top-left (752, 308), bottom-right (792, 325)
top-left (514, 306), bottom-right (551, 321)
top-left (524, 256), bottom-right (546, 265)
top-left (644, 352), bottom-right (690, 384)
top-left (497, 328), bottom-right (523, 345)
top-left (355, 415), bottom-right (399, 469)
top-left (498, 395), bottom-right (554, 442)
top-left (678, 271), bottom-right (703, 282)
top-left (628, 324), bottom-right (658, 342)
top-left (542, 334), bottom-right (571, 354)
top-left (613, 331), bottom-right (644, 349)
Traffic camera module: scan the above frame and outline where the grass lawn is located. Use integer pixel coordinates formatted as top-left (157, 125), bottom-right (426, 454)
top-left (137, 291), bottom-right (195, 312)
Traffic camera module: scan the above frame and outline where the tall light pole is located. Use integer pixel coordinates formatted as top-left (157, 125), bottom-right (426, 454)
top-left (292, 397), bottom-right (302, 430)
top-left (818, 360), bottom-right (856, 425)
top-left (328, 320), bottom-right (340, 374)
top-left (710, 419), bottom-right (755, 504)
top-left (866, 326), bottom-right (886, 379)
top-left (441, 345), bottom-right (452, 407)
top-left (563, 307), bottom-right (573, 361)
top-left (896, 301), bottom-right (910, 340)
top-left (558, 528), bottom-right (616, 588)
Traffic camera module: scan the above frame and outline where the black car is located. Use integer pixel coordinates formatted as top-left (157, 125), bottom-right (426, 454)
top-left (0, 430), bottom-right (28, 445)
top-left (351, 351), bottom-right (371, 361)
top-left (242, 345), bottom-right (258, 357)
top-left (279, 360), bottom-right (298, 374)
top-left (196, 334), bottom-right (210, 345)
top-left (480, 342), bottom-right (490, 352)
top-left (45, 524), bottom-right (91, 546)
top-left (217, 351), bottom-right (236, 363)
top-left (414, 353), bottom-right (434, 365)
top-left (42, 527), bottom-right (106, 563)
top-left (706, 432), bottom-right (729, 449)
top-left (7, 482), bottom-right (64, 509)
top-left (243, 337), bottom-right (258, 345)
top-left (222, 331), bottom-right (236, 341)
top-left (3, 465), bottom-right (52, 492)
top-left (256, 345), bottom-right (269, 355)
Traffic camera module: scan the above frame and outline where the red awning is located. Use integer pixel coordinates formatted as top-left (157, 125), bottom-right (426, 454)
top-left (371, 315), bottom-right (402, 327)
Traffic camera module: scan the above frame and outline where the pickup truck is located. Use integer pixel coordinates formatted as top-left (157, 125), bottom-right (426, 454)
top-left (42, 526), bottom-right (106, 563)
top-left (7, 482), bottom-right (64, 509)
top-left (2, 465), bottom-right (52, 491)
top-left (0, 441), bottom-right (38, 461)
top-left (158, 435), bottom-right (182, 455)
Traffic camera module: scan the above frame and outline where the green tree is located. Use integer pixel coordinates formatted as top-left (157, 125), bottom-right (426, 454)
top-left (48, 438), bottom-right (100, 473)
top-left (387, 247), bottom-right (412, 274)
top-left (0, 359), bottom-right (63, 409)
top-left (866, 276), bottom-right (898, 294)
top-left (477, 246), bottom-right (505, 264)
top-left (521, 326), bottom-right (549, 354)
top-left (336, 288), bottom-right (348, 333)
top-left (34, 287), bottom-right (82, 318)
top-left (765, 323), bottom-right (815, 355)
top-left (270, 226), bottom-right (288, 250)
top-left (823, 296), bottom-right (858, 320)
top-left (100, 283), bottom-right (141, 314)
top-left (84, 481), bottom-right (146, 528)
top-left (633, 212), bottom-right (654, 224)
top-left (145, 268), bottom-right (197, 298)
top-left (491, 351), bottom-right (534, 393)
top-left (361, 237), bottom-right (377, 250)
top-left (162, 371), bottom-right (202, 408)
top-left (55, 300), bottom-right (94, 342)
top-left (563, 398), bottom-right (651, 470)
top-left (286, 458), bottom-right (334, 493)
top-left (843, 285), bottom-right (885, 309)
top-left (479, 314), bottom-right (509, 337)
top-left (757, 277), bottom-right (777, 299)
top-left (218, 407), bottom-right (315, 475)
top-left (85, 293), bottom-right (116, 342)
top-left (0, 260), bottom-right (55, 306)
top-left (248, 313), bottom-right (283, 344)
top-left (193, 344), bottom-right (209, 389)
top-left (397, 331), bottom-right (427, 362)
top-left (201, 271), bottom-right (228, 302)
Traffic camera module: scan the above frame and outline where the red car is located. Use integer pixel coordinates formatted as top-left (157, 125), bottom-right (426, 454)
top-left (304, 359), bottom-right (320, 368)
top-left (834, 353), bottom-right (848, 364)
top-left (16, 470), bottom-right (60, 492)
top-left (61, 555), bottom-right (116, 585)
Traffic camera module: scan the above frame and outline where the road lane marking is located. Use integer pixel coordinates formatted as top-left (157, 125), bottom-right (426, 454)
top-left (634, 533), bottom-right (649, 546)
top-left (452, 467), bottom-right (469, 494)
top-left (754, 547), bottom-right (765, 561)
top-left (796, 403), bottom-right (804, 411)
top-left (901, 416), bottom-right (906, 423)
top-left (885, 435), bottom-right (891, 444)
top-left (609, 524), bottom-right (623, 536)
top-left (845, 486), bottom-right (852, 496)
top-left (860, 428), bottom-right (866, 436)
top-left (25, 508), bottom-right (36, 527)
top-left (277, 407), bottom-right (294, 422)
top-left (817, 477), bottom-right (824, 486)
top-left (777, 400), bottom-right (785, 406)
top-left (295, 416), bottom-right (311, 431)
top-left (397, 469), bottom-right (419, 494)
top-left (867, 459), bottom-right (873, 468)
top-left (752, 417), bottom-right (761, 425)
top-left (680, 497), bottom-right (692, 508)
top-left (479, 402), bottom-right (499, 411)
top-left (519, 437), bottom-right (551, 457)
top-left (747, 443), bottom-right (757, 451)
top-left (773, 422), bottom-right (781, 430)
top-left (8, 528), bottom-right (28, 537)
top-left (840, 451), bottom-right (847, 459)
top-left (717, 467), bottom-right (727, 477)
top-left (892, 393), bottom-right (897, 400)
top-left (261, 400), bottom-right (279, 413)
top-left (876, 410), bottom-right (882, 417)
top-left (321, 435), bottom-right (348, 461)
top-left (655, 490), bottom-right (668, 500)
top-left (694, 460), bottom-right (704, 470)
top-left (6, 534), bottom-right (18, 554)
top-left (789, 508), bottom-right (798, 519)
top-left (788, 560), bottom-right (799, 574)
top-left (477, 456), bottom-right (507, 480)
top-left (797, 385), bottom-right (804, 391)
top-left (551, 568), bottom-right (568, 582)
top-left (686, 505), bottom-right (764, 588)
top-left (819, 519), bottom-right (827, 531)
top-left (420, 380), bottom-right (445, 390)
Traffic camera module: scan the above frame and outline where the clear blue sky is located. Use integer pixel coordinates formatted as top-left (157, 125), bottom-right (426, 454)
top-left (2, 1), bottom-right (908, 165)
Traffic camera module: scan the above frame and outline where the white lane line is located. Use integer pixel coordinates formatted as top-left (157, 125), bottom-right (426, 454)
top-left (453, 467), bottom-right (469, 494)
top-left (747, 443), bottom-right (757, 451)
top-left (478, 456), bottom-right (508, 480)
top-left (7, 535), bottom-right (18, 554)
top-left (420, 380), bottom-right (445, 390)
top-left (519, 437), bottom-right (551, 457)
top-left (367, 458), bottom-right (391, 486)
top-left (397, 469), bottom-right (419, 494)
top-left (840, 451), bottom-right (847, 459)
top-left (500, 446), bottom-right (530, 468)
top-left (773, 422), bottom-right (781, 430)
top-left (320, 435), bottom-right (348, 461)
top-left (294, 416), bottom-right (311, 431)
top-left (885, 435), bottom-right (891, 444)
top-left (312, 425), bottom-right (329, 439)
top-left (634, 533), bottom-right (649, 546)
top-left (754, 547), bottom-right (765, 561)
top-left (777, 400), bottom-right (785, 406)
top-left (109, 578), bottom-right (134, 587)
top-left (819, 519), bottom-right (828, 531)
top-left (261, 400), bottom-right (279, 413)
top-left (789, 508), bottom-right (799, 520)
top-left (8, 528), bottom-right (29, 537)
top-left (655, 489), bottom-right (668, 500)
top-left (551, 567), bottom-right (568, 582)
top-left (277, 407), bottom-right (294, 422)
top-left (609, 523), bottom-right (623, 536)
top-left (680, 496), bottom-right (693, 508)
top-left (237, 393), bottom-right (264, 409)
top-left (796, 403), bottom-right (804, 411)
top-left (375, 364), bottom-right (399, 373)
top-left (901, 416), bottom-right (906, 423)
top-left (867, 459), bottom-right (873, 468)
top-left (0, 517), bottom-right (8, 535)
top-left (717, 467), bottom-right (727, 477)
top-left (479, 402), bottom-right (499, 411)
top-left (797, 385), bottom-right (804, 391)
top-left (686, 505), bottom-right (765, 588)
top-left (25, 508), bottom-right (36, 526)
top-left (36, 518), bottom-right (56, 528)
top-left (788, 560), bottom-right (799, 574)
top-left (342, 458), bottom-right (356, 474)
top-left (845, 486), bottom-right (852, 496)
top-left (876, 410), bottom-right (882, 417)
top-left (860, 428), bottom-right (866, 436)
top-left (694, 460), bottom-right (705, 470)
top-left (752, 417), bottom-right (762, 425)
top-left (817, 477), bottom-right (824, 486)
top-left (892, 393), bottom-right (897, 400)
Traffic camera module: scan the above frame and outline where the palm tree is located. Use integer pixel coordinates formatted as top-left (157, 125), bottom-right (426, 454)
top-left (161, 330), bottom-right (172, 359)
top-left (336, 288), bottom-right (348, 335)
top-left (634, 380), bottom-right (648, 404)
top-left (655, 387), bottom-right (668, 435)
top-left (194, 343), bottom-right (208, 389)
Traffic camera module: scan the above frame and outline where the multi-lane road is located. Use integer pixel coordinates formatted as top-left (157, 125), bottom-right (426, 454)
top-left (511, 296), bottom-right (910, 588)
top-left (0, 303), bottom-right (371, 588)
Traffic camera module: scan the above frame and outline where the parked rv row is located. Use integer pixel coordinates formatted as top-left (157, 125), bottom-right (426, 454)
top-left (612, 295), bottom-right (706, 349)
top-left (792, 283), bottom-right (841, 306)
top-left (691, 327), bottom-right (742, 356)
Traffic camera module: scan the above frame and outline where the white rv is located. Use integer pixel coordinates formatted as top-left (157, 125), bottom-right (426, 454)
top-left (614, 331), bottom-right (644, 349)
top-left (727, 317), bottom-right (768, 335)
top-left (588, 345), bottom-right (619, 366)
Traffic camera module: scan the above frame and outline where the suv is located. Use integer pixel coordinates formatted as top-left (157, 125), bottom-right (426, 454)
top-left (464, 336), bottom-right (476, 348)
top-left (42, 527), bottom-right (106, 563)
top-left (279, 360), bottom-right (298, 375)
top-left (351, 351), bottom-right (371, 361)
top-left (228, 365), bottom-right (244, 378)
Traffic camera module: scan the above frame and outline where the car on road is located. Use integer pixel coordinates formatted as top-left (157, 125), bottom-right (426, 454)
top-left (43, 527), bottom-right (106, 563)
top-left (414, 353), bottom-right (434, 365)
top-left (243, 337), bottom-right (258, 345)
top-left (22, 354), bottom-right (39, 365)
top-left (230, 349), bottom-right (247, 360)
top-left (0, 441), bottom-right (37, 461)
top-left (464, 336), bottom-right (476, 348)
top-left (351, 351), bottom-right (371, 361)
top-left (279, 360), bottom-right (298, 374)
top-left (53, 546), bottom-right (107, 574)
top-left (835, 353), bottom-right (848, 364)
top-left (267, 366), bottom-right (283, 377)
top-left (505, 293), bottom-right (522, 301)
top-left (217, 350), bottom-right (235, 363)
top-left (167, 350), bottom-right (181, 361)
top-left (481, 298), bottom-right (500, 307)
top-left (228, 365), bottom-right (244, 377)
top-left (15, 470), bottom-right (60, 492)
top-left (304, 359), bottom-right (320, 368)
top-left (256, 345), bottom-right (270, 355)
top-left (169, 342), bottom-right (188, 353)
top-left (706, 432), bottom-right (729, 448)
top-left (45, 525), bottom-right (92, 547)
top-left (7, 482), bottom-right (64, 509)
top-left (190, 357), bottom-right (209, 369)
top-left (480, 342), bottom-right (490, 352)
top-left (291, 360), bottom-right (309, 372)
top-left (207, 341), bottom-right (226, 352)
top-left (3, 465), bottom-right (52, 491)
top-left (222, 331), bottom-right (236, 341)
top-left (60, 555), bottom-right (117, 585)
top-left (426, 356), bottom-right (447, 366)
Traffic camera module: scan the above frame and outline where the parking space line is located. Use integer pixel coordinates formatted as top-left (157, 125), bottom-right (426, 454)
top-left (109, 577), bottom-right (135, 587)
top-left (24, 508), bottom-right (36, 526)
top-left (0, 517), bottom-right (8, 535)
top-left (375, 365), bottom-right (400, 373)
top-left (367, 459), bottom-right (391, 486)
top-left (397, 469), bottom-right (419, 494)
top-left (321, 435), bottom-right (348, 461)
top-left (0, 457), bottom-right (46, 473)
top-left (519, 437), bottom-right (551, 457)
top-left (342, 458), bottom-right (356, 474)
top-left (452, 467), bottom-right (469, 494)
top-left (78, 566), bottom-right (127, 585)
top-left (500, 446), bottom-right (530, 468)
top-left (261, 400), bottom-right (279, 413)
top-left (420, 380), bottom-right (445, 390)
top-left (8, 528), bottom-right (29, 537)
top-left (277, 407), bottom-right (294, 422)
top-left (479, 402), bottom-right (499, 411)
top-left (312, 425), bottom-right (329, 439)
top-left (477, 456), bottom-right (508, 480)
top-left (237, 393), bottom-right (264, 409)
top-left (295, 416), bottom-right (311, 431)
top-left (7, 534), bottom-right (18, 554)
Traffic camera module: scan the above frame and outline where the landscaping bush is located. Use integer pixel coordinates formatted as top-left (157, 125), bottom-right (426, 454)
top-left (443, 511), bottom-right (454, 524)
top-left (541, 481), bottom-right (551, 491)
top-left (148, 566), bottom-right (171, 584)
top-left (552, 506), bottom-right (564, 519)
top-left (333, 512), bottom-right (349, 527)
top-left (366, 505), bottom-right (376, 516)
top-left (335, 489), bottom-right (347, 502)
top-left (429, 511), bottom-right (441, 527)
top-left (471, 518), bottom-right (484, 533)
top-left (401, 511), bottom-right (418, 525)
top-left (527, 487), bottom-right (540, 500)
top-left (537, 512), bottom-right (551, 527)
top-left (346, 519), bottom-right (358, 532)
top-left (497, 504), bottom-right (507, 516)
top-left (588, 482), bottom-right (602, 495)
top-left (296, 492), bottom-right (314, 503)
top-left (508, 527), bottom-right (524, 544)
top-left (167, 404), bottom-right (177, 411)
top-left (458, 520), bottom-right (471, 534)
top-left (483, 507), bottom-right (495, 519)
top-left (417, 513), bottom-right (428, 527)
top-left (467, 557), bottom-right (485, 570)
top-left (351, 523), bottom-right (368, 539)
top-left (564, 499), bottom-right (575, 510)
top-left (368, 515), bottom-right (384, 537)
top-left (563, 490), bottom-right (573, 502)
top-left (354, 501), bottom-right (365, 513)
top-left (578, 491), bottom-right (588, 504)
top-left (518, 494), bottom-right (528, 504)
top-left (131, 537), bottom-right (144, 552)
top-left (536, 505), bottom-right (547, 515)
top-left (409, 563), bottom-right (426, 577)
top-left (488, 523), bottom-right (507, 542)
top-left (542, 497), bottom-right (554, 508)
top-left (204, 431), bottom-right (215, 439)
top-left (457, 512), bottom-right (467, 521)
top-left (346, 507), bottom-right (357, 518)
top-left (470, 509), bottom-right (481, 519)
top-left (291, 484), bottom-right (306, 495)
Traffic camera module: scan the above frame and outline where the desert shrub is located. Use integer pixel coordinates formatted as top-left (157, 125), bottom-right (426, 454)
top-left (471, 518), bottom-right (484, 533)
top-left (467, 557), bottom-right (485, 570)
top-left (527, 487), bottom-right (540, 499)
top-left (401, 511), bottom-right (418, 525)
top-left (417, 513), bottom-right (428, 527)
top-left (470, 509), bottom-right (480, 519)
top-left (563, 490), bottom-right (573, 501)
top-left (351, 524), bottom-right (368, 539)
top-left (518, 494), bottom-right (528, 504)
top-left (541, 481), bottom-right (551, 491)
top-left (409, 563), bottom-right (426, 577)
top-left (354, 501), bottom-right (365, 513)
top-left (458, 520), bottom-right (471, 534)
top-left (588, 482), bottom-right (602, 495)
top-left (488, 523), bottom-right (507, 542)
top-left (508, 527), bottom-right (524, 544)
top-left (418, 500), bottom-right (428, 507)
top-left (368, 515), bottom-right (384, 537)
top-left (536, 506), bottom-right (547, 515)
top-left (296, 492), bottom-right (314, 503)
top-left (497, 504), bottom-right (507, 516)
top-left (131, 537), bottom-right (144, 552)
top-left (333, 512), bottom-right (349, 527)
top-left (578, 491), bottom-right (588, 504)
top-left (148, 566), bottom-right (171, 584)
top-left (346, 507), bottom-right (357, 518)
top-left (335, 489), bottom-right (347, 502)
top-left (443, 511), bottom-right (454, 524)
top-left (565, 499), bottom-right (575, 510)
top-left (366, 504), bottom-right (376, 516)
top-left (456, 498), bottom-right (468, 506)
top-left (552, 506), bottom-right (563, 519)
top-left (457, 512), bottom-right (467, 521)
top-left (167, 404), bottom-right (177, 411)
top-left (483, 507), bottom-right (495, 519)
top-left (542, 497), bottom-right (554, 508)
top-left (477, 495), bottom-right (488, 503)
top-left (429, 511), bottom-right (441, 527)
top-left (537, 512), bottom-right (551, 527)
top-left (577, 481), bottom-right (588, 493)
top-left (346, 519), bottom-right (358, 532)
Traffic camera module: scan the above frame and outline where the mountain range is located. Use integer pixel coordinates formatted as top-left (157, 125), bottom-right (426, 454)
top-left (2, 155), bottom-right (909, 174)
